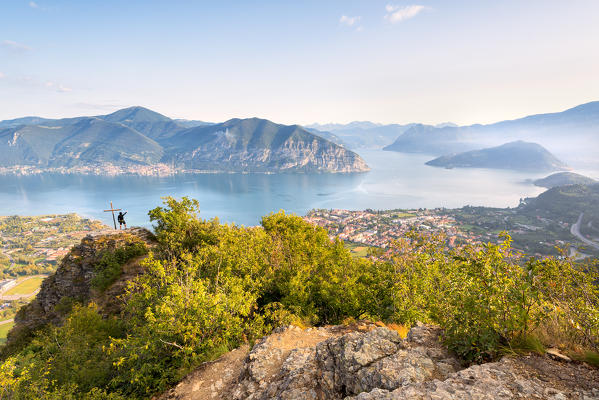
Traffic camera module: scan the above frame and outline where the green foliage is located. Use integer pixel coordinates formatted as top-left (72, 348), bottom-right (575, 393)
top-left (259, 211), bottom-right (368, 324)
top-left (0, 304), bottom-right (125, 399)
top-left (1, 197), bottom-right (597, 398)
top-left (107, 200), bottom-right (375, 396)
top-left (581, 351), bottom-right (599, 367)
top-left (91, 239), bottom-right (148, 291)
top-left (386, 232), bottom-right (599, 363)
top-left (507, 334), bottom-right (545, 355)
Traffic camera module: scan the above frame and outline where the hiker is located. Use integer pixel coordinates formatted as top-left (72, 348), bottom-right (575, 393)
top-left (118, 211), bottom-right (127, 230)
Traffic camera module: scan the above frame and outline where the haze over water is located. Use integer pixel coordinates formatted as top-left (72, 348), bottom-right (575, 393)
top-left (2, 150), bottom-right (591, 228)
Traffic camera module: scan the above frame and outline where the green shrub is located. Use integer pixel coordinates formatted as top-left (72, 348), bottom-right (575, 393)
top-left (107, 201), bottom-right (378, 396)
top-left (387, 232), bottom-right (599, 363)
top-left (91, 239), bottom-right (147, 291)
top-left (507, 334), bottom-right (546, 355)
top-left (0, 304), bottom-right (125, 399)
top-left (1, 197), bottom-right (597, 398)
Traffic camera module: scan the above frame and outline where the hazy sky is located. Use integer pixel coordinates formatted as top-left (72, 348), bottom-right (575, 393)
top-left (1, 0), bottom-right (598, 125)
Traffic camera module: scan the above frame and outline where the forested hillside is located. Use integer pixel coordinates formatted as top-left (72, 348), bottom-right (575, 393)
top-left (0, 107), bottom-right (369, 174)
top-left (0, 198), bottom-right (597, 399)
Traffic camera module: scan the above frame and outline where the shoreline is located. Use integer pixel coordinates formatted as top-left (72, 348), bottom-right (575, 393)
top-left (0, 166), bottom-right (370, 177)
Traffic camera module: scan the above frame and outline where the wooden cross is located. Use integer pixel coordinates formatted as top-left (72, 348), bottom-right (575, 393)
top-left (103, 201), bottom-right (122, 230)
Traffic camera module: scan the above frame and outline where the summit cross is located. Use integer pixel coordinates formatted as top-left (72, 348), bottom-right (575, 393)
top-left (103, 201), bottom-right (122, 230)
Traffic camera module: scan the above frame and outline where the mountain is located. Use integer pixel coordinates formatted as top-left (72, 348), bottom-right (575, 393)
top-left (0, 116), bottom-right (54, 128)
top-left (0, 108), bottom-right (369, 173)
top-left (435, 122), bottom-right (458, 128)
top-left (425, 141), bottom-right (570, 172)
top-left (306, 121), bottom-right (457, 150)
top-left (383, 124), bottom-right (468, 154)
top-left (308, 121), bottom-right (382, 132)
top-left (522, 183), bottom-right (599, 221)
top-left (384, 101), bottom-right (599, 166)
top-left (306, 121), bottom-right (416, 149)
top-left (173, 119), bottom-right (213, 128)
top-left (303, 127), bottom-right (348, 147)
top-left (0, 117), bottom-right (163, 167)
top-left (98, 106), bottom-right (186, 140)
top-left (163, 118), bottom-right (369, 172)
top-left (533, 172), bottom-right (597, 188)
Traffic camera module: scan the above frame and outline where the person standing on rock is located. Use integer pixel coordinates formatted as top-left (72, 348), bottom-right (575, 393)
top-left (117, 211), bottom-right (128, 230)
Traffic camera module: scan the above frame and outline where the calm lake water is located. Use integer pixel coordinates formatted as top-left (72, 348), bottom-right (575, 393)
top-left (1, 150), bottom-right (595, 228)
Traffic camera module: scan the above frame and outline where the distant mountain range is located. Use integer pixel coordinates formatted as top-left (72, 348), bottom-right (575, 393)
top-left (0, 107), bottom-right (369, 174)
top-left (3, 100), bottom-right (598, 174)
top-left (383, 101), bottom-right (599, 167)
top-left (308, 101), bottom-right (599, 169)
top-left (306, 122), bottom-right (415, 149)
top-left (305, 121), bottom-right (458, 150)
top-left (425, 141), bottom-right (570, 172)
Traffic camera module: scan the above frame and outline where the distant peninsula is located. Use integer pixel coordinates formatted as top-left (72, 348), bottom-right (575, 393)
top-left (0, 107), bottom-right (369, 175)
top-left (533, 172), bottom-right (596, 188)
top-left (425, 141), bottom-right (570, 172)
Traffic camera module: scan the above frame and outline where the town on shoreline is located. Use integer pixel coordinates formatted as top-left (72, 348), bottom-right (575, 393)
top-left (304, 205), bottom-right (597, 259)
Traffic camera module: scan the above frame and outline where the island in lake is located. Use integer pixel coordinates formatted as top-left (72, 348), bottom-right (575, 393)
top-left (425, 141), bottom-right (569, 172)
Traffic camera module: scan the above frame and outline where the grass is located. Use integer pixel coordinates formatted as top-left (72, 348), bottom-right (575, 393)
top-left (350, 246), bottom-right (369, 258)
top-left (506, 334), bottom-right (546, 355)
top-left (392, 212), bottom-right (415, 219)
top-left (3, 277), bottom-right (45, 296)
top-left (581, 351), bottom-right (599, 367)
top-left (344, 242), bottom-right (372, 258)
top-left (0, 321), bottom-right (15, 343)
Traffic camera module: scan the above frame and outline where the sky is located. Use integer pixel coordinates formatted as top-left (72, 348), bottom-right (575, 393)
top-left (1, 0), bottom-right (598, 126)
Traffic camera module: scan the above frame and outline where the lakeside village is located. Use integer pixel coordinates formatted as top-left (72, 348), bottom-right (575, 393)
top-left (305, 209), bottom-right (468, 250)
top-left (0, 163), bottom-right (177, 177)
top-left (0, 163), bottom-right (273, 177)
top-left (304, 207), bottom-right (577, 257)
top-left (0, 215), bottom-right (106, 316)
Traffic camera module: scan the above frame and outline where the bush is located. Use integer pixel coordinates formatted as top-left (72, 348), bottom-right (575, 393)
top-left (91, 238), bottom-right (148, 291)
top-left (107, 200), bottom-right (378, 396)
top-left (1, 198), bottom-right (597, 398)
top-left (0, 304), bottom-right (125, 399)
top-left (386, 232), bottom-right (599, 363)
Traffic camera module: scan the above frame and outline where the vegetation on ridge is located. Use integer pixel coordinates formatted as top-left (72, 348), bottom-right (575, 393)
top-left (0, 197), bottom-right (597, 399)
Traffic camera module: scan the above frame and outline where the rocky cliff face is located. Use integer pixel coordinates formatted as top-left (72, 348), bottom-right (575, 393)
top-left (160, 323), bottom-right (599, 400)
top-left (172, 135), bottom-right (369, 173)
top-left (4, 228), bottom-right (154, 351)
top-left (164, 118), bottom-right (370, 173)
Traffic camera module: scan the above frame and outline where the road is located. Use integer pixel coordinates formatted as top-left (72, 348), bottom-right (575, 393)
top-left (571, 213), bottom-right (599, 251)
top-left (0, 318), bottom-right (14, 326)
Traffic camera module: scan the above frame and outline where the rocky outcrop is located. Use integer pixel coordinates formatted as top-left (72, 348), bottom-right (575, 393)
top-left (3, 228), bottom-right (154, 352)
top-left (160, 323), bottom-right (599, 400)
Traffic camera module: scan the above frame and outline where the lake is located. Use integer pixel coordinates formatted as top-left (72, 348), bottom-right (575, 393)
top-left (1, 150), bottom-right (593, 228)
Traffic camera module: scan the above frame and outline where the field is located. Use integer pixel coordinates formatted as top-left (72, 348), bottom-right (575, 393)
top-left (390, 212), bottom-right (416, 219)
top-left (0, 320), bottom-right (14, 343)
top-left (3, 276), bottom-right (45, 296)
top-left (345, 243), bottom-right (371, 258)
